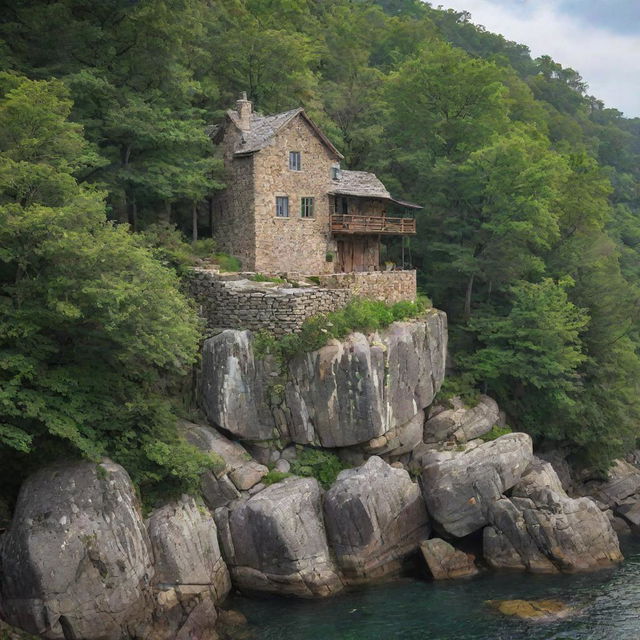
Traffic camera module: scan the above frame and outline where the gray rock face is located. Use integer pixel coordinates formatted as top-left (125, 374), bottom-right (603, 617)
top-left (197, 313), bottom-right (447, 450)
top-left (147, 495), bottom-right (231, 602)
top-left (199, 329), bottom-right (278, 440)
top-left (424, 395), bottom-right (499, 443)
top-left (286, 312), bottom-right (447, 448)
top-left (323, 457), bottom-right (430, 581)
top-left (578, 459), bottom-right (640, 508)
top-left (215, 477), bottom-right (342, 598)
top-left (0, 461), bottom-right (153, 640)
top-left (421, 433), bottom-right (534, 537)
top-left (484, 462), bottom-right (623, 573)
top-left (180, 421), bottom-right (267, 508)
top-left (420, 538), bottom-right (479, 580)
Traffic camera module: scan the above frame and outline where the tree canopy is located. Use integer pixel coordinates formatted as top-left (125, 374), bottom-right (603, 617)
top-left (1, 0), bottom-right (640, 472)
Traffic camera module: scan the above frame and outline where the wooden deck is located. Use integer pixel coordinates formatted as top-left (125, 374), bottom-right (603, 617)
top-left (331, 214), bottom-right (416, 235)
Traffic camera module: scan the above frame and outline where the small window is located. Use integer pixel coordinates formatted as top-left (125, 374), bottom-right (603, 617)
top-left (335, 196), bottom-right (348, 215)
top-left (331, 166), bottom-right (341, 180)
top-left (289, 151), bottom-right (301, 171)
top-left (300, 197), bottom-right (314, 218)
top-left (275, 196), bottom-right (289, 217)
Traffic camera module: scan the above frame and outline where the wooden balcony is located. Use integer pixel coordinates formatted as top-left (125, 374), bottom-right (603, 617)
top-left (330, 214), bottom-right (416, 235)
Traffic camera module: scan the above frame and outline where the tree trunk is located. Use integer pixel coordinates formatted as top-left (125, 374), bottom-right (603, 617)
top-left (464, 273), bottom-right (475, 320)
top-left (160, 200), bottom-right (171, 225)
top-left (192, 202), bottom-right (198, 243)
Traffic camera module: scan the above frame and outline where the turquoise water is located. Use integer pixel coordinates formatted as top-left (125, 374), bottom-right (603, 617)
top-left (231, 540), bottom-right (640, 639)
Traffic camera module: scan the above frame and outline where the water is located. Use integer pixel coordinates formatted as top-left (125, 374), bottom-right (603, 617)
top-left (230, 539), bottom-right (640, 639)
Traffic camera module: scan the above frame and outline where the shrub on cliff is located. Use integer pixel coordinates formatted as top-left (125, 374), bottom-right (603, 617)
top-left (0, 74), bottom-right (209, 503)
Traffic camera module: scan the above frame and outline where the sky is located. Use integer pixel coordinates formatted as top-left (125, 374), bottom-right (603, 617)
top-left (434, 0), bottom-right (640, 117)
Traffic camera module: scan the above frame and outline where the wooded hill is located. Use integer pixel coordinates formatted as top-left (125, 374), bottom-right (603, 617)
top-left (1, 0), bottom-right (639, 502)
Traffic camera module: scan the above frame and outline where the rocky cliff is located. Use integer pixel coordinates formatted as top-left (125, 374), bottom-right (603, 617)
top-left (0, 313), bottom-right (632, 639)
top-left (199, 310), bottom-right (448, 449)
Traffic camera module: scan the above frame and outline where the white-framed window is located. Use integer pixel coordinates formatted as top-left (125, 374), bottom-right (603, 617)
top-left (289, 151), bottom-right (301, 171)
top-left (275, 196), bottom-right (289, 217)
top-left (300, 197), bottom-right (314, 218)
top-left (331, 165), bottom-right (341, 180)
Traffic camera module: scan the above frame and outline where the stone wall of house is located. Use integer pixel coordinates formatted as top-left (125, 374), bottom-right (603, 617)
top-left (211, 127), bottom-right (256, 270)
top-left (186, 269), bottom-right (351, 336)
top-left (317, 270), bottom-right (417, 304)
top-left (253, 116), bottom-right (340, 274)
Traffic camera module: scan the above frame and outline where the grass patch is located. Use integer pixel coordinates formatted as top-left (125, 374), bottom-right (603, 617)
top-left (262, 470), bottom-right (293, 485)
top-left (290, 448), bottom-right (347, 489)
top-left (213, 253), bottom-right (242, 272)
top-left (250, 273), bottom-right (287, 284)
top-left (480, 424), bottom-right (513, 442)
top-left (254, 296), bottom-right (431, 364)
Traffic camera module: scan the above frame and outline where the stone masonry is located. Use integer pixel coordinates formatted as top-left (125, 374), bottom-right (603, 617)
top-left (252, 116), bottom-right (338, 274)
top-left (318, 271), bottom-right (417, 304)
top-left (187, 269), bottom-right (351, 336)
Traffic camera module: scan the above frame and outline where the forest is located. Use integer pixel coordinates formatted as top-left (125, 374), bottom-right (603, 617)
top-left (1, 0), bottom-right (640, 505)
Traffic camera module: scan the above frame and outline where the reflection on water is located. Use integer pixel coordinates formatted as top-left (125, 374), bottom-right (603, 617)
top-left (230, 539), bottom-right (640, 640)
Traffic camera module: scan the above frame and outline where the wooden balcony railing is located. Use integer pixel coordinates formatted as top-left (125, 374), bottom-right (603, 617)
top-left (331, 214), bottom-right (416, 235)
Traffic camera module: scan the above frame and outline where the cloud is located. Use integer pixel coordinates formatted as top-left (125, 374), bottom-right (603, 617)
top-left (434, 0), bottom-right (640, 117)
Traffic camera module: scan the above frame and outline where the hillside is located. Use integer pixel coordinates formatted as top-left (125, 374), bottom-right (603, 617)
top-left (1, 0), bottom-right (639, 495)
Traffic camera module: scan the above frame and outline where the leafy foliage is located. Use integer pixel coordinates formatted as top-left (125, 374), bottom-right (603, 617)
top-left (0, 74), bottom-right (207, 503)
top-left (480, 424), bottom-right (513, 442)
top-left (262, 469), bottom-right (293, 486)
top-left (289, 448), bottom-right (347, 490)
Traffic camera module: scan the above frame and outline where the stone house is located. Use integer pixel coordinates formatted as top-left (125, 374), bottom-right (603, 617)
top-left (210, 94), bottom-right (421, 275)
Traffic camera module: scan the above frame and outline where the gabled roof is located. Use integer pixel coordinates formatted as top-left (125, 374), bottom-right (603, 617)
top-left (330, 170), bottom-right (423, 209)
top-left (221, 108), bottom-right (343, 160)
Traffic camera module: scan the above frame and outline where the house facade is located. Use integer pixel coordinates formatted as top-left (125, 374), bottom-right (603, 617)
top-left (210, 94), bottom-right (420, 275)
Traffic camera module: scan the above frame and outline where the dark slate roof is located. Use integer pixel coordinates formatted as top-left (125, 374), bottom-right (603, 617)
top-left (330, 170), bottom-right (390, 199)
top-left (230, 108), bottom-right (301, 155)
top-left (227, 108), bottom-right (343, 159)
top-left (330, 170), bottom-right (422, 209)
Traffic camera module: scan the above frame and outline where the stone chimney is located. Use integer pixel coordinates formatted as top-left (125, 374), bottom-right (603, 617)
top-left (236, 92), bottom-right (252, 132)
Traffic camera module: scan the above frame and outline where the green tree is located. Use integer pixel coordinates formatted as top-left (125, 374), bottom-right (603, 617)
top-left (0, 74), bottom-right (208, 501)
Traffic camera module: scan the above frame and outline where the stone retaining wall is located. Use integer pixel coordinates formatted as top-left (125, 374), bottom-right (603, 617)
top-left (186, 269), bottom-right (351, 336)
top-left (317, 270), bottom-right (417, 304)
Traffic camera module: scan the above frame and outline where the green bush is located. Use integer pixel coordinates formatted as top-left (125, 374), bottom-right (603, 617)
top-left (213, 252), bottom-right (242, 272)
top-left (137, 223), bottom-right (196, 274)
top-left (191, 238), bottom-right (216, 258)
top-left (250, 273), bottom-right (287, 284)
top-left (480, 424), bottom-right (513, 442)
top-left (262, 469), bottom-right (293, 485)
top-left (289, 448), bottom-right (347, 489)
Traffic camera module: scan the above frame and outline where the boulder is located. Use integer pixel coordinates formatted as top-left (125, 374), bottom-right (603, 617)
top-left (484, 462), bottom-right (623, 573)
top-left (180, 422), bottom-right (267, 508)
top-left (578, 459), bottom-right (640, 508)
top-left (199, 330), bottom-right (279, 440)
top-left (487, 599), bottom-right (574, 621)
top-left (423, 395), bottom-right (499, 443)
top-left (215, 477), bottom-right (342, 598)
top-left (147, 495), bottom-right (231, 602)
top-left (0, 461), bottom-right (153, 640)
top-left (421, 433), bottom-right (534, 537)
top-left (285, 312), bottom-right (447, 448)
top-left (323, 457), bottom-right (430, 581)
top-left (362, 412), bottom-right (425, 458)
top-left (419, 539), bottom-right (479, 580)
top-left (511, 457), bottom-right (566, 498)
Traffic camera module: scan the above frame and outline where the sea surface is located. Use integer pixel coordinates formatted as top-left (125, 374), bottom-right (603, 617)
top-left (230, 539), bottom-right (640, 639)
